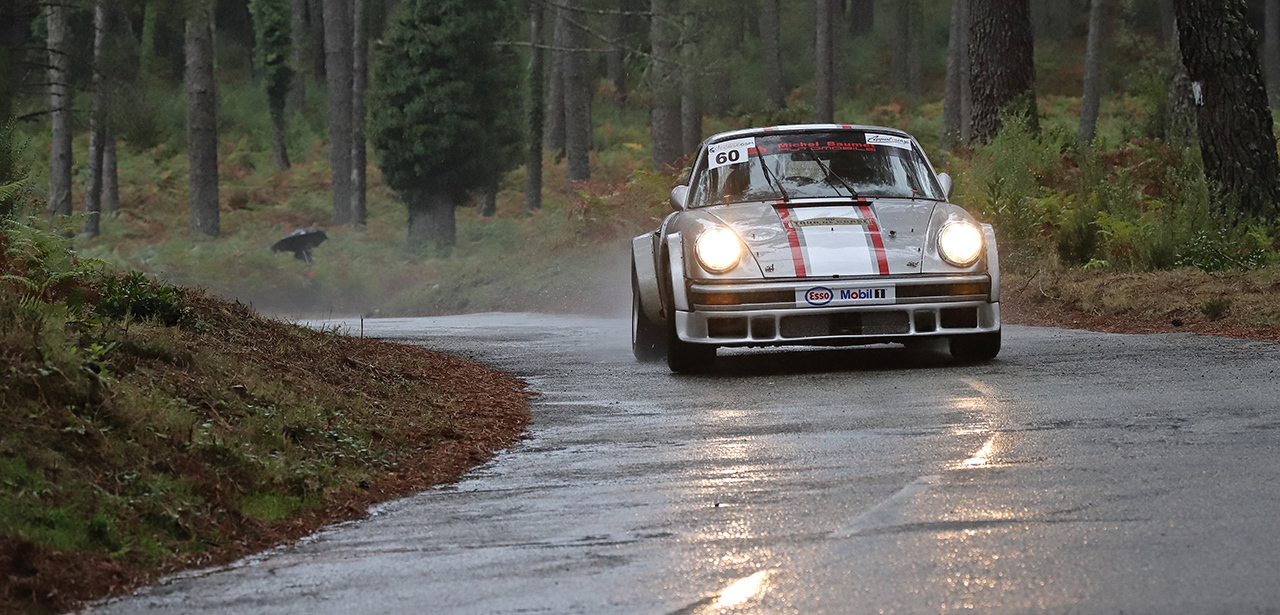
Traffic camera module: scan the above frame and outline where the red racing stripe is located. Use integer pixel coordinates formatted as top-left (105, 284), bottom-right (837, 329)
top-left (858, 204), bottom-right (891, 275)
top-left (777, 206), bottom-right (808, 278)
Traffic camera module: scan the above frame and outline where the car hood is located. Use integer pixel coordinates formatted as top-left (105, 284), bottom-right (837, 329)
top-left (706, 198), bottom-right (938, 278)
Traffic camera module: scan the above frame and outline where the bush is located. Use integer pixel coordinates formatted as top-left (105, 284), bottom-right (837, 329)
top-left (0, 119), bottom-right (30, 218)
top-left (95, 271), bottom-right (190, 326)
top-left (957, 120), bottom-right (1238, 272)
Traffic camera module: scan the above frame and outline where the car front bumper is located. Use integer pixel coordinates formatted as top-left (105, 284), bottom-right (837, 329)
top-left (674, 275), bottom-right (1000, 347)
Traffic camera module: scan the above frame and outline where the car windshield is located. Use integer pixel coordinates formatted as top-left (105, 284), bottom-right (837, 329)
top-left (689, 131), bottom-right (944, 207)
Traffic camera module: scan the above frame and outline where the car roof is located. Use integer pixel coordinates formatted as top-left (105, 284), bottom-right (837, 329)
top-left (703, 124), bottom-right (913, 147)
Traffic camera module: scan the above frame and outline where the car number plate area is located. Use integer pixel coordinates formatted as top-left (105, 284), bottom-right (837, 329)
top-left (797, 285), bottom-right (896, 307)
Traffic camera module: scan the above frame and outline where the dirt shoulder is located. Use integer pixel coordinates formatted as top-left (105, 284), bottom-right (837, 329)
top-left (1001, 268), bottom-right (1280, 343)
top-left (1, 289), bottom-right (530, 615)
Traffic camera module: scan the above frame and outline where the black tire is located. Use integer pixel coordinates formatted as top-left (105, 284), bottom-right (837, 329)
top-left (950, 330), bottom-right (1001, 362)
top-left (632, 265), bottom-right (666, 362)
top-left (656, 247), bottom-right (716, 373)
top-left (666, 324), bottom-right (716, 374)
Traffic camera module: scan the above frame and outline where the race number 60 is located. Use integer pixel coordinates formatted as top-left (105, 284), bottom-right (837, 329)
top-left (708, 137), bottom-right (756, 170)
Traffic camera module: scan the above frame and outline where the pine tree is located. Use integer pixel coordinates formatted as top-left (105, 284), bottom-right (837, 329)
top-left (186, 0), bottom-right (220, 238)
top-left (46, 1), bottom-right (72, 219)
top-left (250, 0), bottom-right (294, 171)
top-left (323, 0), bottom-right (353, 225)
top-left (1078, 0), bottom-right (1111, 145)
top-left (650, 0), bottom-right (682, 171)
top-left (369, 0), bottom-right (523, 255)
top-left (1176, 0), bottom-right (1280, 220)
top-left (969, 0), bottom-right (1038, 144)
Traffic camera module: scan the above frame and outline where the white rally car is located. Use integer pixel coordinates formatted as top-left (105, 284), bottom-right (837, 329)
top-left (631, 124), bottom-right (1001, 373)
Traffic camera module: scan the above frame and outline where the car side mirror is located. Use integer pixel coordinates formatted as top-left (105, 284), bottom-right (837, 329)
top-left (670, 185), bottom-right (689, 211)
top-left (937, 172), bottom-right (953, 199)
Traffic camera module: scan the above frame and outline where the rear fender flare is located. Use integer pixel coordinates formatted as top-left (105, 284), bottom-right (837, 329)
top-left (632, 234), bottom-right (663, 323)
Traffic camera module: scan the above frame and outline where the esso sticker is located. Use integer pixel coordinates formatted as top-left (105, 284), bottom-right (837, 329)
top-left (865, 134), bottom-right (914, 150)
top-left (803, 287), bottom-right (834, 306)
top-left (708, 137), bottom-right (756, 169)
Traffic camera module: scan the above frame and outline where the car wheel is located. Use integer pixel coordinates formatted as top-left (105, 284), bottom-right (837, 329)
top-left (949, 330), bottom-right (1001, 362)
top-left (666, 325), bottom-right (716, 374)
top-left (632, 266), bottom-right (666, 362)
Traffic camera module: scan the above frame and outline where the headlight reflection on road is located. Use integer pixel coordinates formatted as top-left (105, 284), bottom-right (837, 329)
top-left (960, 436), bottom-right (997, 468)
top-left (712, 570), bottom-right (772, 608)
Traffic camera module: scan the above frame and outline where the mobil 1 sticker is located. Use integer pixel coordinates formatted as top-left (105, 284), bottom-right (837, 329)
top-left (708, 137), bottom-right (756, 169)
top-left (798, 285), bottom-right (896, 307)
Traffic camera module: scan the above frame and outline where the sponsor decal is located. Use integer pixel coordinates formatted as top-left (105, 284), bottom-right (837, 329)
top-left (708, 137), bottom-right (756, 169)
top-left (790, 217), bottom-right (872, 228)
top-left (796, 285), bottom-right (896, 307)
top-left (776, 141), bottom-right (877, 153)
top-left (839, 288), bottom-right (888, 301)
top-left (865, 134), bottom-right (914, 150)
top-left (804, 287), bottom-right (834, 306)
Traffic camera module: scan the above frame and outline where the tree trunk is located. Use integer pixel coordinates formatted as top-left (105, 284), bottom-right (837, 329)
top-left (323, 0), bottom-right (353, 225)
top-left (46, 2), bottom-right (72, 219)
top-left (270, 106), bottom-right (291, 171)
top-left (1078, 0), bottom-right (1110, 145)
top-left (681, 15), bottom-right (702, 155)
top-left (815, 0), bottom-right (834, 122)
top-left (607, 0), bottom-right (631, 99)
top-left (544, 6), bottom-right (568, 153)
top-left (849, 0), bottom-right (874, 36)
top-left (893, 1), bottom-right (911, 93)
top-left (650, 0), bottom-right (682, 171)
top-left (761, 0), bottom-right (786, 108)
top-left (310, 0), bottom-right (325, 79)
top-left (406, 189), bottom-right (456, 257)
top-left (478, 186), bottom-right (496, 218)
top-left (564, 0), bottom-right (592, 181)
top-left (526, 0), bottom-right (545, 213)
top-left (1031, 0), bottom-right (1073, 42)
top-left (910, 1), bottom-right (924, 97)
top-left (186, 0), bottom-right (220, 238)
top-left (943, 0), bottom-right (968, 150)
top-left (1267, 0), bottom-right (1280, 108)
top-left (289, 0), bottom-right (307, 113)
top-left (960, 0), bottom-right (974, 144)
top-left (832, 0), bottom-right (850, 98)
top-left (351, 0), bottom-right (367, 224)
top-left (969, 0), bottom-right (1038, 144)
top-left (82, 0), bottom-right (109, 238)
top-left (1175, 0), bottom-right (1280, 219)
top-left (1161, 0), bottom-right (1196, 147)
top-left (140, 0), bottom-right (158, 75)
top-left (103, 131), bottom-right (120, 214)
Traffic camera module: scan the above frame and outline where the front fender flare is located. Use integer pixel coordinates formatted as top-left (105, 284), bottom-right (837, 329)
top-left (632, 234), bottom-right (663, 323)
top-left (983, 223), bottom-right (1000, 303)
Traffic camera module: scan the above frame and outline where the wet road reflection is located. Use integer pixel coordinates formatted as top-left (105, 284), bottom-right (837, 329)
top-left (92, 315), bottom-right (1280, 615)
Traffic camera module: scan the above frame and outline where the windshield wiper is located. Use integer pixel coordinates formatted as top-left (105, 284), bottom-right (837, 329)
top-left (754, 148), bottom-right (790, 204)
top-left (805, 146), bottom-right (859, 200)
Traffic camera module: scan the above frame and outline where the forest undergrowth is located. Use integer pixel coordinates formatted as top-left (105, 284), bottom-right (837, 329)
top-left (15, 80), bottom-right (1280, 330)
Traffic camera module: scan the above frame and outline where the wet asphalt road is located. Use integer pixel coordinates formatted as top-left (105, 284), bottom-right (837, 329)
top-left (93, 314), bottom-right (1280, 614)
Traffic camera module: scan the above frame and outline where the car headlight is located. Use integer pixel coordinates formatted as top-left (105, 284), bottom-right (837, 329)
top-left (695, 228), bottom-right (742, 273)
top-left (938, 221), bottom-right (984, 267)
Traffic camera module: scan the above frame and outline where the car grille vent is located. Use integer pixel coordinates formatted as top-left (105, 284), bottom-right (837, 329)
top-left (780, 311), bottom-right (910, 338)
